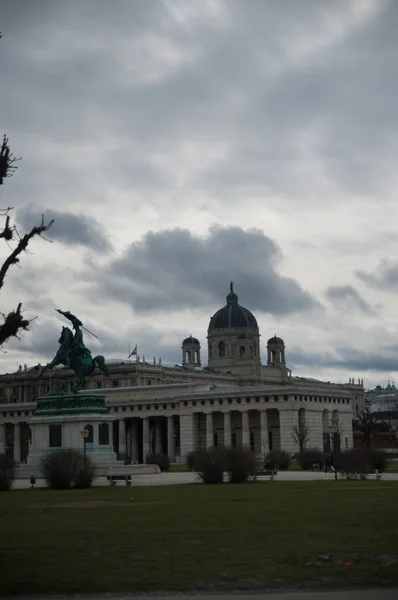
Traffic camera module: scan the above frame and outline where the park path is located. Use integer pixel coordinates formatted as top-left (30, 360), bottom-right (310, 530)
top-left (11, 589), bottom-right (398, 600)
top-left (12, 469), bottom-right (398, 489)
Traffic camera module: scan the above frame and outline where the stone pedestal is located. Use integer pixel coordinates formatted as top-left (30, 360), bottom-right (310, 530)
top-left (26, 389), bottom-right (117, 470)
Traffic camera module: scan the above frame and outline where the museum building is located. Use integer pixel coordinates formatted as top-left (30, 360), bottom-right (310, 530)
top-left (0, 285), bottom-right (363, 463)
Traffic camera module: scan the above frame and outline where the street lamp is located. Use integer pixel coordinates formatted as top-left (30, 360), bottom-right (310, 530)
top-left (80, 427), bottom-right (89, 461)
top-left (329, 421), bottom-right (339, 481)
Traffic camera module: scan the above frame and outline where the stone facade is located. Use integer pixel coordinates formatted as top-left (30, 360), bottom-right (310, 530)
top-left (0, 284), bottom-right (363, 464)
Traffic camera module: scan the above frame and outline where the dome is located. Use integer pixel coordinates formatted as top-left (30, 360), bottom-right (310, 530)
top-left (209, 282), bottom-right (258, 330)
top-left (182, 335), bottom-right (200, 345)
top-left (267, 335), bottom-right (284, 346)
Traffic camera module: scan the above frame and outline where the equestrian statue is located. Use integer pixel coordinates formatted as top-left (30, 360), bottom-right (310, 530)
top-left (38, 309), bottom-right (110, 392)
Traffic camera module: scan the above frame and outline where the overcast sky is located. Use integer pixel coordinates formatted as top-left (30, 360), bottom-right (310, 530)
top-left (1, 0), bottom-right (398, 389)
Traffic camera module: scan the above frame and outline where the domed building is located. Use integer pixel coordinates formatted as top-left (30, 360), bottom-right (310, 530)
top-left (206, 282), bottom-right (288, 382)
top-left (0, 281), bottom-right (363, 469)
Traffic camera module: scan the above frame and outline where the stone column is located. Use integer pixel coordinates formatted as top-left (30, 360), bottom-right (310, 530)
top-left (224, 411), bottom-right (231, 446)
top-left (14, 423), bottom-right (21, 463)
top-left (279, 409), bottom-right (298, 454)
top-left (118, 419), bottom-right (126, 457)
top-left (0, 423), bottom-right (5, 454)
top-left (167, 416), bottom-right (175, 460)
top-left (142, 417), bottom-right (150, 459)
top-left (206, 413), bottom-right (214, 448)
top-left (307, 410), bottom-right (324, 450)
top-left (179, 414), bottom-right (195, 458)
top-left (241, 411), bottom-right (250, 447)
top-left (155, 418), bottom-right (163, 454)
top-left (260, 410), bottom-right (269, 456)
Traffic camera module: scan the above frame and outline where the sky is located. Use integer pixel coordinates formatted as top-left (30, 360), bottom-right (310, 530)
top-left (1, 0), bottom-right (398, 389)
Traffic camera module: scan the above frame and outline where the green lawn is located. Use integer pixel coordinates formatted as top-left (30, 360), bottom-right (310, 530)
top-left (1, 481), bottom-right (398, 595)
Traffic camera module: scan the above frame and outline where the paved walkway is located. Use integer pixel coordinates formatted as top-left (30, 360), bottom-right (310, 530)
top-left (12, 470), bottom-right (398, 489)
top-left (11, 590), bottom-right (398, 599)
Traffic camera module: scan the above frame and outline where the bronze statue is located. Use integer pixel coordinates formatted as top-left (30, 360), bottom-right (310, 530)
top-left (39, 310), bottom-right (109, 392)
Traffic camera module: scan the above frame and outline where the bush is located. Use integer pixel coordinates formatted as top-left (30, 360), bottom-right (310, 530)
top-left (266, 450), bottom-right (291, 470)
top-left (297, 448), bottom-right (325, 470)
top-left (223, 446), bottom-right (257, 483)
top-left (146, 453), bottom-right (170, 472)
top-left (0, 453), bottom-right (16, 491)
top-left (41, 449), bottom-right (95, 489)
top-left (336, 448), bottom-right (389, 478)
top-left (186, 451), bottom-right (197, 471)
top-left (190, 447), bottom-right (225, 484)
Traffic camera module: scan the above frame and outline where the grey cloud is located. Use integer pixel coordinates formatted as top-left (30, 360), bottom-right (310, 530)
top-left (356, 259), bottom-right (398, 291)
top-left (91, 226), bottom-right (320, 316)
top-left (288, 346), bottom-right (398, 373)
top-left (17, 206), bottom-right (111, 252)
top-left (325, 284), bottom-right (375, 315)
top-left (2, 0), bottom-right (396, 216)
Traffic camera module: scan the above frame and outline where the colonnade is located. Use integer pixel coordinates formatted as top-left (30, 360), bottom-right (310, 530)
top-left (0, 407), bottom-right (351, 464)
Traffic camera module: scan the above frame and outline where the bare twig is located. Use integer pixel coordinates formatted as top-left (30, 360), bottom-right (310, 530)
top-left (0, 303), bottom-right (30, 345)
top-left (0, 214), bottom-right (54, 289)
top-left (0, 135), bottom-right (21, 185)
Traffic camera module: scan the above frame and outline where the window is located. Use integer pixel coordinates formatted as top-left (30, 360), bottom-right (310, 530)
top-left (218, 341), bottom-right (225, 357)
top-left (97, 381), bottom-right (102, 388)
top-left (250, 431), bottom-right (255, 451)
top-left (208, 344), bottom-right (212, 359)
top-left (49, 425), bottom-right (62, 448)
top-left (98, 423), bottom-right (109, 445)
top-left (240, 346), bottom-right (245, 357)
top-left (113, 380), bottom-right (119, 387)
top-left (231, 432), bottom-right (237, 446)
top-left (213, 433), bottom-right (218, 447)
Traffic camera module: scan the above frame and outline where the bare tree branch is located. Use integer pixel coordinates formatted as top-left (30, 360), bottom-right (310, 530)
top-left (0, 135), bottom-right (21, 185)
top-left (291, 422), bottom-right (312, 452)
top-left (0, 214), bottom-right (54, 289)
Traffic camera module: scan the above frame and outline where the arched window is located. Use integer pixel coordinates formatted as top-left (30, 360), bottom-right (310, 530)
top-left (98, 423), bottom-right (109, 445)
top-left (240, 346), bottom-right (245, 357)
top-left (218, 341), bottom-right (225, 357)
top-left (208, 344), bottom-right (212, 359)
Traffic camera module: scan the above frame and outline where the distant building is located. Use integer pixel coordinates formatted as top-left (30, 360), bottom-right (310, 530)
top-left (364, 382), bottom-right (398, 413)
top-left (0, 284), bottom-right (363, 464)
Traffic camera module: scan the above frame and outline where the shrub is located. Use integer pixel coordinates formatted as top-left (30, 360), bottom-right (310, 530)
top-left (336, 448), bottom-right (389, 477)
top-left (74, 461), bottom-right (96, 489)
top-left (266, 450), bottom-right (291, 470)
top-left (146, 453), bottom-right (170, 472)
top-left (41, 449), bottom-right (95, 489)
top-left (186, 451), bottom-right (197, 471)
top-left (223, 446), bottom-right (257, 483)
top-left (0, 453), bottom-right (16, 491)
top-left (190, 447), bottom-right (225, 484)
top-left (297, 448), bottom-right (325, 470)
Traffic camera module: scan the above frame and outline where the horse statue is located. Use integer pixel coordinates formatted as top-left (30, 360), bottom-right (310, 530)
top-left (39, 320), bottom-right (109, 392)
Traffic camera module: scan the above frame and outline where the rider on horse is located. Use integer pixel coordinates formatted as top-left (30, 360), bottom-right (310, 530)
top-left (56, 309), bottom-right (92, 366)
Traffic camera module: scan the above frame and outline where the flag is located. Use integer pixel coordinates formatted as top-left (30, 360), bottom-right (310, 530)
top-left (127, 344), bottom-right (137, 358)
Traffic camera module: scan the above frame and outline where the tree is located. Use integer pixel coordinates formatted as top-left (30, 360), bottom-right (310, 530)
top-left (1, 133), bottom-right (53, 346)
top-left (353, 408), bottom-right (378, 448)
top-left (292, 421), bottom-right (312, 452)
top-left (329, 418), bottom-right (344, 454)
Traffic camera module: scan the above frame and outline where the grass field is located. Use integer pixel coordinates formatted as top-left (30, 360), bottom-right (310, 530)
top-left (1, 481), bottom-right (398, 595)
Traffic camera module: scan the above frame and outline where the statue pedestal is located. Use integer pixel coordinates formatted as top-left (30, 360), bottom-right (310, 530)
top-left (26, 390), bottom-right (117, 470)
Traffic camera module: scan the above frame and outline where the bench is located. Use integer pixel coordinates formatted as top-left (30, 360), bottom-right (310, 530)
top-left (106, 474), bottom-right (133, 486)
top-left (250, 469), bottom-right (278, 481)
